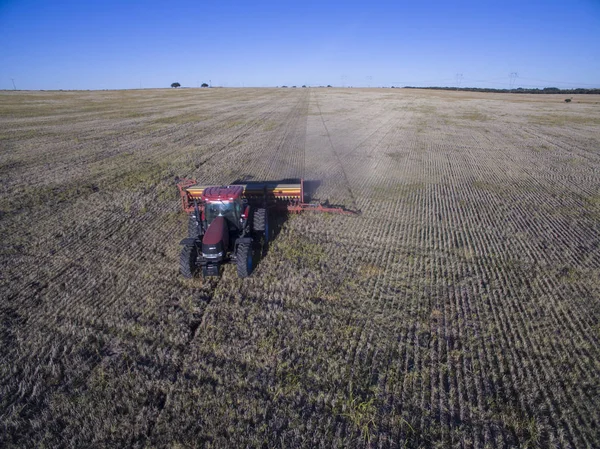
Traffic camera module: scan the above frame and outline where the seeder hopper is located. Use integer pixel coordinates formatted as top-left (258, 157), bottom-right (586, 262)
top-left (177, 178), bottom-right (356, 278)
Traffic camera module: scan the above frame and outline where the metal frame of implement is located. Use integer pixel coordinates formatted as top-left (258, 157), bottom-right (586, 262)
top-left (177, 178), bottom-right (357, 216)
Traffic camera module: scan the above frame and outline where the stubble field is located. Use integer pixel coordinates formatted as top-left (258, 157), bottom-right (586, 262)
top-left (1, 87), bottom-right (599, 448)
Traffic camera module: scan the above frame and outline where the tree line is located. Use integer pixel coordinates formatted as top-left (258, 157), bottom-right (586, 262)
top-left (402, 86), bottom-right (600, 94)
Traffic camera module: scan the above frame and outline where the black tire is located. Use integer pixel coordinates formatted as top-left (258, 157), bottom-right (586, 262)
top-left (253, 208), bottom-right (267, 232)
top-left (263, 209), bottom-right (269, 245)
top-left (236, 242), bottom-right (253, 278)
top-left (180, 244), bottom-right (198, 278)
top-left (188, 216), bottom-right (202, 238)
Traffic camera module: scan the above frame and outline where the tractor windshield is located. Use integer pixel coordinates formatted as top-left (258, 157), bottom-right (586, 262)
top-left (205, 200), bottom-right (242, 228)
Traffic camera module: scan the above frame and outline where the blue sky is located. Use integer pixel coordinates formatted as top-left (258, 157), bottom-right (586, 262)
top-left (1, 0), bottom-right (599, 90)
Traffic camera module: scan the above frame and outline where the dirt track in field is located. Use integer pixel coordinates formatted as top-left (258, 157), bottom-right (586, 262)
top-left (1, 88), bottom-right (599, 448)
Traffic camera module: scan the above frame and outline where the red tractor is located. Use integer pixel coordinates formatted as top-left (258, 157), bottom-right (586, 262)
top-left (177, 179), bottom-right (355, 278)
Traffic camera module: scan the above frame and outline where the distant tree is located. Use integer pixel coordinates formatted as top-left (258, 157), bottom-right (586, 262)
top-left (327, 85), bottom-right (332, 88)
top-left (201, 83), bottom-right (209, 88)
top-left (302, 85), bottom-right (307, 88)
top-left (171, 82), bottom-right (181, 88)
top-left (292, 86), bottom-right (297, 88)
top-left (281, 85), bottom-right (288, 88)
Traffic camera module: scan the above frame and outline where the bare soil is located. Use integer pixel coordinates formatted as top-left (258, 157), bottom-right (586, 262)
top-left (1, 88), bottom-right (599, 448)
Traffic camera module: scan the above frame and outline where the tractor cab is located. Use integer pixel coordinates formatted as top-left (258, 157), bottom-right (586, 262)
top-left (202, 185), bottom-right (245, 231)
top-left (205, 199), bottom-right (243, 230)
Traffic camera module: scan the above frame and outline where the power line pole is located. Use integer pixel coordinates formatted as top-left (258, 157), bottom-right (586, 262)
top-left (455, 73), bottom-right (463, 88)
top-left (509, 72), bottom-right (518, 89)
top-left (11, 78), bottom-right (16, 90)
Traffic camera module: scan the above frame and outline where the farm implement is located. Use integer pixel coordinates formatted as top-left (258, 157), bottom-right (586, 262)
top-left (177, 178), bottom-right (356, 278)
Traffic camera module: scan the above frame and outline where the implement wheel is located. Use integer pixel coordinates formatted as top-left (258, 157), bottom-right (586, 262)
top-left (236, 242), bottom-right (253, 278)
top-left (180, 244), bottom-right (198, 278)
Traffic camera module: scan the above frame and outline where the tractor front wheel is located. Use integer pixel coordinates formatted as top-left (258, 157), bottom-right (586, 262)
top-left (236, 242), bottom-right (253, 278)
top-left (180, 244), bottom-right (198, 278)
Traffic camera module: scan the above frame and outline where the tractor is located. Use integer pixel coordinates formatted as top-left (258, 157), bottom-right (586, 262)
top-left (177, 178), bottom-right (356, 278)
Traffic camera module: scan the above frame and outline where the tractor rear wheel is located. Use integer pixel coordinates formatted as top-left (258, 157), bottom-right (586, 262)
top-left (188, 216), bottom-right (203, 238)
top-left (180, 244), bottom-right (198, 278)
top-left (236, 242), bottom-right (253, 278)
top-left (253, 208), bottom-right (267, 232)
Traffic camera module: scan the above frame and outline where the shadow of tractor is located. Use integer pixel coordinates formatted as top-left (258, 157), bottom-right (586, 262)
top-left (231, 178), bottom-right (324, 274)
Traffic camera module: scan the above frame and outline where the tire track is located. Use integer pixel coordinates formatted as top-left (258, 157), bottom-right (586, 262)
top-left (312, 91), bottom-right (359, 211)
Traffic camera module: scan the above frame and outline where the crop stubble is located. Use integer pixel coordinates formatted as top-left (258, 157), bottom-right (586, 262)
top-left (1, 88), bottom-right (599, 448)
